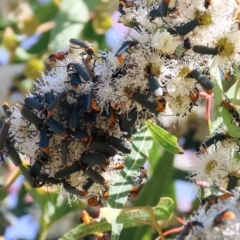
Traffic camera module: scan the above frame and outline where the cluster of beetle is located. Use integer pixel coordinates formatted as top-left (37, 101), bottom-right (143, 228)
top-left (47, 0), bottom-right (217, 120)
top-left (1, 89), bottom-right (144, 204)
top-left (117, 0), bottom-right (217, 117)
top-left (0, 36), bottom-right (153, 205)
top-left (119, 0), bottom-right (233, 57)
top-left (2, 0), bottom-right (237, 207)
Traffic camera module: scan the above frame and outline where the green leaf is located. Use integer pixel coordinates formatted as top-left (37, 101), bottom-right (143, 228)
top-left (59, 219), bottom-right (112, 240)
top-left (24, 184), bottom-right (53, 212)
top-left (111, 223), bottom-right (123, 240)
top-left (146, 120), bottom-right (183, 155)
top-left (209, 65), bottom-right (223, 104)
top-left (119, 227), bottom-right (153, 240)
top-left (48, 197), bottom-right (83, 226)
top-left (132, 150), bottom-right (176, 240)
top-left (49, 0), bottom-right (89, 48)
top-left (173, 168), bottom-right (189, 182)
top-left (4, 165), bottom-right (21, 189)
top-left (225, 77), bottom-right (240, 105)
top-left (100, 208), bottom-right (122, 223)
top-left (59, 198), bottom-right (174, 240)
top-left (14, 47), bottom-right (31, 61)
top-left (153, 197), bottom-right (174, 222)
top-left (25, 184), bottom-right (84, 239)
top-left (81, 21), bottom-right (107, 49)
top-left (28, 0), bottom-right (59, 23)
top-left (107, 126), bottom-right (153, 209)
top-left (211, 117), bottom-right (224, 135)
top-left (232, 67), bottom-right (240, 102)
top-left (0, 184), bottom-right (8, 202)
top-left (27, 32), bottom-right (50, 54)
top-left (117, 197), bottom-right (174, 224)
top-left (147, 137), bottom-right (163, 169)
top-left (83, 0), bottom-right (102, 11)
top-left (210, 65), bottom-right (240, 139)
top-left (226, 67), bottom-right (240, 103)
top-left (59, 215), bottom-right (147, 240)
top-left (136, 150), bottom-right (176, 206)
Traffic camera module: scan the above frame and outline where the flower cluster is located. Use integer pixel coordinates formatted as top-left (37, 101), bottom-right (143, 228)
top-left (188, 128), bottom-right (240, 189)
top-left (1, 0), bottom-right (240, 207)
top-left (177, 188), bottom-right (240, 240)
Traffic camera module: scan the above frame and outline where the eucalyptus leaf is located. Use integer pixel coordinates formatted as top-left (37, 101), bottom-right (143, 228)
top-left (49, 197), bottom-right (84, 226)
top-left (23, 184), bottom-right (56, 238)
top-left (210, 65), bottom-right (240, 139)
top-left (232, 79), bottom-right (240, 104)
top-left (229, 67), bottom-right (240, 103)
top-left (118, 197), bottom-right (174, 224)
top-left (28, 0), bottom-right (59, 23)
top-left (210, 117), bottom-right (224, 135)
top-left (132, 150), bottom-right (176, 240)
top-left (25, 184), bottom-right (83, 239)
top-left (111, 223), bottom-right (123, 240)
top-left (4, 165), bottom-right (21, 188)
top-left (100, 208), bottom-right (122, 223)
top-left (14, 47), bottom-right (31, 61)
top-left (59, 198), bottom-right (174, 240)
top-left (49, 0), bottom-right (89, 48)
top-left (107, 126), bottom-right (153, 209)
top-left (81, 21), bottom-right (108, 49)
top-left (147, 137), bottom-right (163, 169)
top-left (225, 78), bottom-right (240, 105)
top-left (27, 32), bottom-right (50, 54)
top-left (146, 120), bottom-right (183, 154)
top-left (24, 183), bottom-right (53, 212)
top-left (136, 150), bottom-right (176, 206)
top-left (118, 227), bottom-right (152, 240)
top-left (0, 184), bottom-right (8, 202)
top-left (153, 197), bottom-right (174, 221)
top-left (83, 0), bottom-right (102, 11)
top-left (59, 217), bottom-right (147, 240)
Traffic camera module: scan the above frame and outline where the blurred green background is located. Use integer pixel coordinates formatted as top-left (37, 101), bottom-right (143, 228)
top-left (0, 0), bottom-right (221, 239)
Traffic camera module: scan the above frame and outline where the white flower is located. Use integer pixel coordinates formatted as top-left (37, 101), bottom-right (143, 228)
top-left (210, 31), bottom-right (240, 72)
top-left (97, 50), bottom-right (121, 73)
top-left (152, 30), bottom-right (179, 54)
top-left (134, 6), bottom-right (164, 29)
top-left (111, 76), bottom-right (144, 114)
top-left (188, 144), bottom-right (232, 186)
top-left (8, 106), bottom-right (39, 160)
top-left (177, 0), bottom-right (237, 46)
top-left (165, 76), bottom-right (197, 117)
top-left (94, 62), bottom-right (115, 110)
top-left (127, 30), bottom-right (151, 45)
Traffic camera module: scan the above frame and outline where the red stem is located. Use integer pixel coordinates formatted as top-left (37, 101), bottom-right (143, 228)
top-left (174, 216), bottom-right (187, 225)
top-left (163, 226), bottom-right (183, 236)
